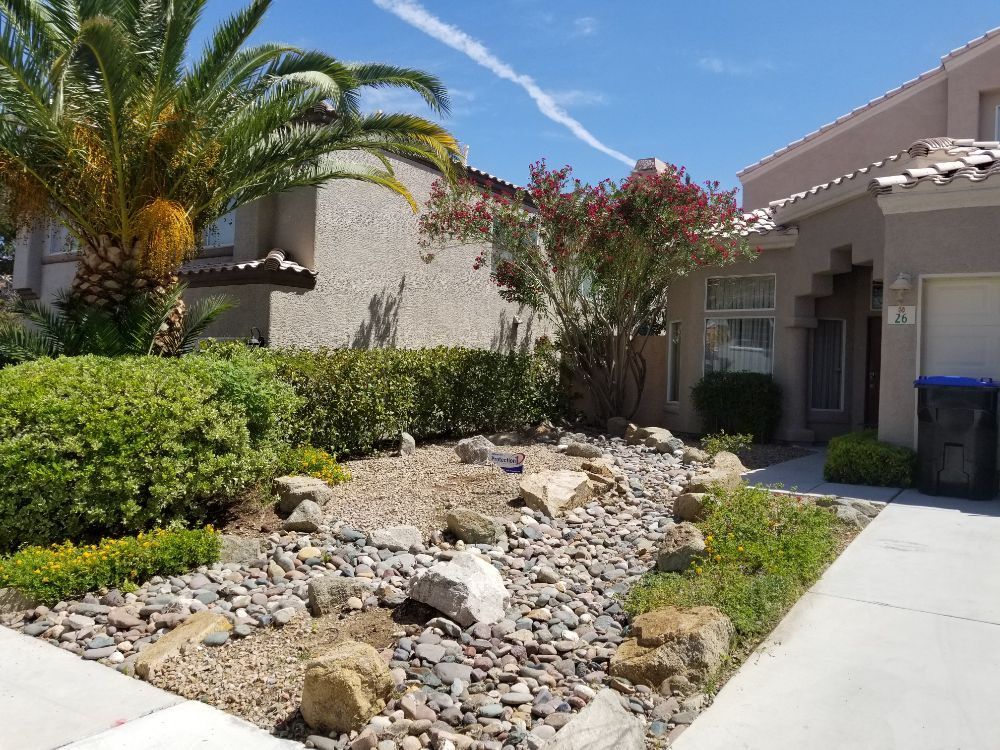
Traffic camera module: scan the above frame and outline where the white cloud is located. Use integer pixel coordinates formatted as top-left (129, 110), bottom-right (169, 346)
top-left (372, 0), bottom-right (634, 168)
top-left (572, 16), bottom-right (598, 37)
top-left (549, 89), bottom-right (607, 107)
top-left (697, 56), bottom-right (775, 77)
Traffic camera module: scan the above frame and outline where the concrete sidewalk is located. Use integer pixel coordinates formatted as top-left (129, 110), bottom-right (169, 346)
top-left (742, 449), bottom-right (905, 503)
top-left (673, 490), bottom-right (1000, 750)
top-left (0, 625), bottom-right (300, 749)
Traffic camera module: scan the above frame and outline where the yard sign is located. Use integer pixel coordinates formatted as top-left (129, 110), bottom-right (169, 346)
top-left (489, 452), bottom-right (525, 474)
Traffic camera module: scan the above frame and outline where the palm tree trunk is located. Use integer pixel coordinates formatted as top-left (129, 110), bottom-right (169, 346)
top-left (71, 234), bottom-right (185, 354)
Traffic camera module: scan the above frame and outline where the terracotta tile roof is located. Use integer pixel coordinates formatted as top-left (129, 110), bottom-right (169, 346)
top-left (738, 27), bottom-right (1000, 177)
top-left (868, 138), bottom-right (1000, 194)
top-left (766, 149), bottom-right (911, 210)
top-left (181, 249), bottom-right (317, 288)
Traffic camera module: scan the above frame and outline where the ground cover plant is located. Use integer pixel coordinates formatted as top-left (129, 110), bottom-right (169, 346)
top-left (0, 526), bottom-right (220, 604)
top-left (282, 445), bottom-right (351, 485)
top-left (701, 430), bottom-right (753, 458)
top-left (0, 354), bottom-right (297, 551)
top-left (625, 484), bottom-right (843, 642)
top-left (824, 429), bottom-right (916, 487)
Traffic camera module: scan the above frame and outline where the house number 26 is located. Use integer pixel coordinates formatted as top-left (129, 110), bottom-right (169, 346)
top-left (889, 305), bottom-right (916, 325)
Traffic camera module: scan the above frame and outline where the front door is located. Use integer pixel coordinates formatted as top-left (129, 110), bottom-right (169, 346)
top-left (864, 316), bottom-right (882, 426)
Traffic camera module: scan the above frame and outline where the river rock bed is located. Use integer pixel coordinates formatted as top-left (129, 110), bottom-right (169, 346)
top-left (0, 432), bottom-right (723, 748)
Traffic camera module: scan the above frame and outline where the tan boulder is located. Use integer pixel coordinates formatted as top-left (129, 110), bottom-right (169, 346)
top-left (135, 611), bottom-right (232, 679)
top-left (656, 522), bottom-right (706, 572)
top-left (301, 640), bottom-right (394, 733)
top-left (685, 450), bottom-right (746, 493)
top-left (520, 470), bottom-right (592, 518)
top-left (674, 493), bottom-right (710, 522)
top-left (610, 606), bottom-right (734, 692)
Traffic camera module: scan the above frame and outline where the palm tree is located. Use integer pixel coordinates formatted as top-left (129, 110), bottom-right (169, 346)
top-left (0, 0), bottom-right (458, 314)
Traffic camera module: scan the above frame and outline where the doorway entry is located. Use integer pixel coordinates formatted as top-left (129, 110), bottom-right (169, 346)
top-left (864, 316), bottom-right (882, 427)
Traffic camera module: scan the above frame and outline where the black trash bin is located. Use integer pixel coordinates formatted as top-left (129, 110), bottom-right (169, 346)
top-left (914, 376), bottom-right (1000, 500)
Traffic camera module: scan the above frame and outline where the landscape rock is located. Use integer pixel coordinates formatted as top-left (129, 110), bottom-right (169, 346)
top-left (454, 435), bottom-right (497, 465)
top-left (281, 499), bottom-right (324, 532)
top-left (446, 507), bottom-right (505, 545)
top-left (685, 450), bottom-right (746, 493)
top-left (520, 470), bottom-right (592, 518)
top-left (134, 611), bottom-right (232, 679)
top-left (643, 427), bottom-right (682, 454)
top-left (605, 417), bottom-right (629, 438)
top-left (656, 522), bottom-right (706, 572)
top-left (408, 552), bottom-right (508, 626)
top-left (308, 576), bottom-right (376, 616)
top-left (674, 493), bottom-right (710, 522)
top-left (564, 442), bottom-right (604, 459)
top-left (545, 689), bottom-right (645, 750)
top-left (610, 606), bottom-right (734, 691)
top-left (273, 476), bottom-right (335, 516)
top-left (218, 535), bottom-right (263, 565)
top-left (399, 432), bottom-right (416, 456)
top-left (301, 640), bottom-right (394, 734)
top-left (0, 587), bottom-right (36, 615)
top-left (368, 525), bottom-right (422, 552)
top-left (835, 504), bottom-right (872, 529)
top-left (681, 446), bottom-right (710, 464)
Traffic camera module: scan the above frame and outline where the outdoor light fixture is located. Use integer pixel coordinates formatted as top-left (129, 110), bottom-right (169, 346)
top-left (889, 272), bottom-right (912, 304)
top-left (248, 327), bottom-right (268, 348)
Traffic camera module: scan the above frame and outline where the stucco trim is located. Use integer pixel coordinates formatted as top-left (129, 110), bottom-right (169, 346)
top-left (874, 181), bottom-right (1000, 214)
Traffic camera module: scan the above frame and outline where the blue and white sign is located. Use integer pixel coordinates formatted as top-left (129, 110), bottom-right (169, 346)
top-left (490, 451), bottom-right (525, 474)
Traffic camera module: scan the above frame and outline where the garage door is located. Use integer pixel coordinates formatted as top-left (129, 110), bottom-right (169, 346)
top-left (922, 277), bottom-right (1000, 379)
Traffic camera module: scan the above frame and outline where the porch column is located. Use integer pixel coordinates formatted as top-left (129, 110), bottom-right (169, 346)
top-left (777, 318), bottom-right (816, 443)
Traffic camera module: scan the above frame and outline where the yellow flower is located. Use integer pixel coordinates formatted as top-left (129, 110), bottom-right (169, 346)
top-left (694, 567), bottom-right (703, 575)
top-left (706, 535), bottom-right (714, 542)
top-left (737, 545), bottom-right (745, 552)
top-left (714, 555), bottom-right (721, 562)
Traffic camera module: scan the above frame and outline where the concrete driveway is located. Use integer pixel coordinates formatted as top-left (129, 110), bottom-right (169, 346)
top-left (673, 490), bottom-right (1000, 750)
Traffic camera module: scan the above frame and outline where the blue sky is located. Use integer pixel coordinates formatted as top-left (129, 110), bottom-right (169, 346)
top-left (201, 1), bottom-right (1000, 202)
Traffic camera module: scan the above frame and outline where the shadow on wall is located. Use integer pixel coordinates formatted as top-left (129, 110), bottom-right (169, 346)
top-left (353, 277), bottom-right (405, 348)
top-left (491, 308), bottom-right (534, 353)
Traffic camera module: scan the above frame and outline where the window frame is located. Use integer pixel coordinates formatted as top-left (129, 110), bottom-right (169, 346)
top-left (702, 316), bottom-right (776, 376)
top-left (201, 211), bottom-right (236, 252)
top-left (704, 273), bottom-right (776, 313)
top-left (666, 320), bottom-right (682, 403)
top-left (44, 221), bottom-right (80, 257)
top-left (808, 317), bottom-right (847, 412)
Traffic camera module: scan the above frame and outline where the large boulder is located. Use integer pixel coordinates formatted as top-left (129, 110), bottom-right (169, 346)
top-left (281, 499), bottom-right (323, 532)
top-left (408, 552), bottom-right (509, 626)
top-left (301, 640), bottom-right (394, 733)
top-left (399, 431), bottom-right (416, 456)
top-left (674, 493), bottom-right (710, 522)
top-left (446, 507), bottom-right (505, 545)
top-left (219, 534), bottom-right (263, 565)
top-left (273, 476), bottom-right (334, 516)
top-left (308, 576), bottom-right (376, 616)
top-left (519, 470), bottom-right (592, 518)
top-left (545, 689), bottom-right (645, 750)
top-left (643, 427), bottom-right (683, 454)
top-left (565, 441), bottom-right (604, 459)
top-left (685, 450), bottom-right (747, 493)
top-left (368, 525), bottom-right (422, 552)
top-left (454, 435), bottom-right (497, 465)
top-left (135, 611), bottom-right (232, 679)
top-left (682, 445), bottom-right (710, 464)
top-left (656, 522), bottom-right (706, 572)
top-left (610, 606), bottom-right (734, 692)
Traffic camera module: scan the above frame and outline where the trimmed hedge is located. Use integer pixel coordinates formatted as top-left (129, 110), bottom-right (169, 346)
top-left (206, 342), bottom-right (566, 457)
top-left (0, 354), bottom-right (298, 551)
top-left (692, 371), bottom-right (783, 442)
top-left (824, 430), bottom-right (916, 487)
top-left (0, 527), bottom-right (220, 604)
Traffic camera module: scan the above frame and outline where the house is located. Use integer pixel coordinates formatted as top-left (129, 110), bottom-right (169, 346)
top-left (640, 28), bottom-right (1000, 449)
top-left (12, 154), bottom-right (541, 352)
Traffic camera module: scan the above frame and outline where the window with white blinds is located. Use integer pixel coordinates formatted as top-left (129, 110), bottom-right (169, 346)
top-left (706, 275), bottom-right (775, 311)
top-left (704, 317), bottom-right (774, 374)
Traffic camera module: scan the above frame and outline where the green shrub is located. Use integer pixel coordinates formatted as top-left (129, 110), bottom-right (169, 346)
top-left (625, 484), bottom-right (842, 639)
top-left (0, 354), bottom-right (298, 551)
top-left (282, 445), bottom-right (351, 485)
top-left (692, 371), bottom-right (782, 442)
top-left (701, 430), bottom-right (753, 458)
top-left (0, 526), bottom-right (220, 604)
top-left (824, 430), bottom-right (915, 487)
top-left (204, 342), bottom-right (565, 457)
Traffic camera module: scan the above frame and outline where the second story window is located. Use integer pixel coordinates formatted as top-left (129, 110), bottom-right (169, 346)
top-left (202, 211), bottom-right (235, 251)
top-left (45, 222), bottom-right (79, 256)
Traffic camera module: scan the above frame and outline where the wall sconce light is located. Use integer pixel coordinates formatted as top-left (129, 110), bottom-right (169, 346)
top-left (888, 272), bottom-right (912, 305)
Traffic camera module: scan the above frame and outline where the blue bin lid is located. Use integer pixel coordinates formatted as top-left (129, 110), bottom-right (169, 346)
top-left (914, 375), bottom-right (1000, 388)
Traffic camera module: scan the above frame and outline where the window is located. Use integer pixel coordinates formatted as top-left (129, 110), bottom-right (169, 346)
top-left (667, 321), bottom-right (681, 402)
top-left (45, 222), bottom-right (79, 256)
top-left (202, 211), bottom-right (235, 249)
top-left (706, 274), bottom-right (774, 311)
top-left (810, 319), bottom-right (845, 410)
top-left (704, 317), bottom-right (774, 374)
top-left (870, 281), bottom-right (883, 312)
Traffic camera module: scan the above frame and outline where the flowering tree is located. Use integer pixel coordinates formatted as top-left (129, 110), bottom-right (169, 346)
top-left (419, 161), bottom-right (760, 421)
